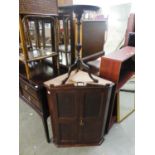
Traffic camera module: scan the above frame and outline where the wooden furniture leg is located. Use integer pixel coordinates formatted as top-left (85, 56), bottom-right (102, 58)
top-left (41, 116), bottom-right (50, 143)
top-left (52, 55), bottom-right (59, 74)
top-left (19, 16), bottom-right (30, 79)
top-left (63, 18), bottom-right (69, 66)
top-left (25, 18), bottom-right (33, 50)
top-left (42, 20), bottom-right (46, 49)
top-left (51, 21), bottom-right (55, 51)
top-left (70, 14), bottom-right (75, 64)
top-left (34, 19), bottom-right (41, 49)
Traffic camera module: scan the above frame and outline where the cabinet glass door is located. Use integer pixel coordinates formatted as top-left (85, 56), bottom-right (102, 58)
top-left (117, 76), bottom-right (135, 122)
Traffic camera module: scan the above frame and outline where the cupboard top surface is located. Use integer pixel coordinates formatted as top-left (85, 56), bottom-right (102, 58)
top-left (44, 70), bottom-right (113, 89)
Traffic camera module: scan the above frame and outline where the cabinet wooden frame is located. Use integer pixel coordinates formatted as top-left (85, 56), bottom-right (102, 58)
top-left (19, 0), bottom-right (61, 143)
top-left (57, 13), bottom-right (74, 66)
top-left (99, 46), bottom-right (135, 133)
top-left (19, 14), bottom-right (60, 79)
top-left (19, 16), bottom-right (30, 79)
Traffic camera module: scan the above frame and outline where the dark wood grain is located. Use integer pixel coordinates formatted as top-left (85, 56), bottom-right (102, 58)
top-left (82, 20), bottom-right (107, 58)
top-left (100, 46), bottom-right (135, 83)
top-left (19, 61), bottom-right (59, 85)
top-left (19, 0), bottom-right (58, 15)
top-left (59, 5), bottom-right (100, 13)
top-left (46, 81), bottom-right (113, 146)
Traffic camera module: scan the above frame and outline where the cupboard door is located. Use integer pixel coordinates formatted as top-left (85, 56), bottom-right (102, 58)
top-left (51, 89), bottom-right (79, 144)
top-left (79, 89), bottom-right (107, 143)
top-left (48, 84), bottom-right (112, 146)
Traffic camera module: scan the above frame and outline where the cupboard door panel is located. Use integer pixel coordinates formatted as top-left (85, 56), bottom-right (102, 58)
top-left (59, 122), bottom-right (77, 143)
top-left (79, 90), bottom-right (107, 143)
top-left (52, 89), bottom-right (79, 144)
top-left (57, 92), bottom-right (76, 117)
top-left (80, 121), bottom-right (102, 143)
top-left (83, 92), bottom-right (102, 118)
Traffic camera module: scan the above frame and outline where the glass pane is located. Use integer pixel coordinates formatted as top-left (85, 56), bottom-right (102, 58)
top-left (118, 76), bottom-right (135, 122)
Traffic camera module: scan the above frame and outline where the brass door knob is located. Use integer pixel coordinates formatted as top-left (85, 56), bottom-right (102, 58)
top-left (25, 85), bottom-right (28, 90)
top-left (28, 96), bottom-right (31, 101)
top-left (80, 119), bottom-right (84, 126)
top-left (35, 85), bottom-right (38, 89)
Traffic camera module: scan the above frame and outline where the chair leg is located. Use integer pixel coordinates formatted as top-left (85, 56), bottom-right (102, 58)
top-left (41, 116), bottom-right (50, 143)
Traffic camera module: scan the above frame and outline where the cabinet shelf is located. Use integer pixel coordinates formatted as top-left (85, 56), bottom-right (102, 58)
top-left (19, 61), bottom-right (67, 85)
top-left (19, 61), bottom-right (55, 85)
top-left (19, 48), bottom-right (57, 63)
top-left (117, 71), bottom-right (134, 91)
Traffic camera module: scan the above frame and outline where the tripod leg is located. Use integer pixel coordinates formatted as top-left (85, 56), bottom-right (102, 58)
top-left (88, 71), bottom-right (98, 83)
top-left (61, 61), bottom-right (77, 84)
top-left (81, 61), bottom-right (98, 83)
top-left (76, 68), bottom-right (79, 73)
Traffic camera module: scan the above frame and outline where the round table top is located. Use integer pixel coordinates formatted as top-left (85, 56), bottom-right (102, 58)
top-left (59, 5), bottom-right (100, 13)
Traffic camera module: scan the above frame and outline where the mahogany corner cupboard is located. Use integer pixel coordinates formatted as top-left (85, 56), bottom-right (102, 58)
top-left (44, 71), bottom-right (114, 146)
